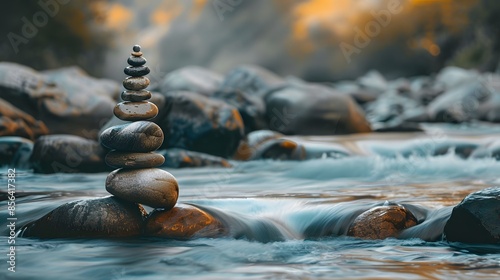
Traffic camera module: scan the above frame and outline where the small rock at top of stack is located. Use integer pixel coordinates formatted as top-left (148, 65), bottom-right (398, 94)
top-left (100, 45), bottom-right (178, 209)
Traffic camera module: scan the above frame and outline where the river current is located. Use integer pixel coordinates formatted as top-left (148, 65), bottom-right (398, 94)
top-left (1, 124), bottom-right (500, 279)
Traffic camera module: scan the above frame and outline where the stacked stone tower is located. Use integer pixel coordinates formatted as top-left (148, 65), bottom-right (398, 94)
top-left (100, 45), bottom-right (179, 209)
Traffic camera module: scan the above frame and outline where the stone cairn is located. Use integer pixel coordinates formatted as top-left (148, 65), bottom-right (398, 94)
top-left (100, 45), bottom-right (179, 209)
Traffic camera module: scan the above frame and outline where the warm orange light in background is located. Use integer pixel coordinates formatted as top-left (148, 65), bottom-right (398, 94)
top-left (105, 3), bottom-right (134, 30)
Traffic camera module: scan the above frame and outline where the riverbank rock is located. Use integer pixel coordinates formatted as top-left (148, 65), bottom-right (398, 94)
top-left (159, 66), bottom-right (223, 96)
top-left (220, 65), bottom-right (285, 97)
top-left (145, 204), bottom-right (227, 239)
top-left (347, 204), bottom-right (418, 240)
top-left (0, 63), bottom-right (119, 139)
top-left (106, 168), bottom-right (179, 209)
top-left (31, 135), bottom-right (109, 173)
top-left (0, 98), bottom-right (49, 140)
top-left (265, 83), bottom-right (372, 135)
top-left (213, 88), bottom-right (267, 133)
top-left (158, 91), bottom-right (244, 158)
top-left (444, 187), bottom-right (500, 244)
top-left (19, 197), bottom-right (146, 238)
top-left (0, 137), bottom-right (33, 168)
top-left (233, 130), bottom-right (284, 160)
top-left (159, 148), bottom-right (231, 168)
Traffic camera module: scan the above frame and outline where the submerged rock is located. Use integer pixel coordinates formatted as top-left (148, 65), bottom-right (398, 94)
top-left (250, 138), bottom-right (306, 161)
top-left (265, 83), bottom-right (371, 135)
top-left (233, 130), bottom-right (284, 160)
top-left (159, 148), bottom-right (231, 168)
top-left (19, 196), bottom-right (146, 238)
top-left (106, 168), bottom-right (179, 209)
top-left (159, 66), bottom-right (223, 96)
top-left (145, 204), bottom-right (227, 239)
top-left (0, 137), bottom-right (33, 168)
top-left (347, 204), bottom-right (418, 240)
top-left (158, 91), bottom-right (244, 158)
top-left (30, 135), bottom-right (109, 173)
top-left (444, 187), bottom-right (500, 244)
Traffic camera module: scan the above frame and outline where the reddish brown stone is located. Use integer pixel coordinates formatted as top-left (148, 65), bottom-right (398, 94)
top-left (347, 205), bottom-right (418, 240)
top-left (145, 204), bottom-right (227, 239)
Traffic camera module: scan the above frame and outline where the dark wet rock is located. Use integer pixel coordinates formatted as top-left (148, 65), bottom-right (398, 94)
top-left (374, 123), bottom-right (423, 133)
top-left (1, 63), bottom-right (118, 139)
top-left (121, 90), bottom-right (152, 102)
top-left (100, 121), bottom-right (164, 152)
top-left (250, 138), bottom-right (306, 161)
top-left (31, 135), bottom-right (109, 173)
top-left (133, 45), bottom-right (141, 52)
top-left (123, 76), bottom-right (150, 91)
top-left (106, 168), bottom-right (179, 209)
top-left (113, 101), bottom-right (158, 121)
top-left (105, 151), bottom-right (165, 169)
top-left (213, 88), bottom-right (267, 133)
top-left (233, 130), bottom-right (283, 160)
top-left (127, 56), bottom-right (147, 67)
top-left (124, 66), bottom-right (150, 77)
top-left (265, 83), bottom-right (372, 135)
top-left (0, 137), bottom-right (33, 168)
top-left (159, 66), bottom-right (223, 96)
top-left (159, 148), bottom-right (231, 168)
top-left (19, 196), bottom-right (146, 238)
top-left (221, 65), bottom-right (285, 97)
top-left (145, 204), bottom-right (227, 239)
top-left (444, 187), bottom-right (500, 244)
top-left (0, 98), bottom-right (49, 140)
top-left (347, 204), bottom-right (418, 240)
top-left (158, 91), bottom-right (244, 158)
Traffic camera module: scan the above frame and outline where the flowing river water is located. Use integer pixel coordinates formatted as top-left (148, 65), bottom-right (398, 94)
top-left (1, 124), bottom-right (500, 279)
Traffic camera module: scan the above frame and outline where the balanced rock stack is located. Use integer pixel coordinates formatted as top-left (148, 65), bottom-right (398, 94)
top-left (100, 45), bottom-right (179, 209)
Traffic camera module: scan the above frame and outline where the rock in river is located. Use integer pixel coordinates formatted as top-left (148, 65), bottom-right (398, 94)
top-left (347, 204), bottom-right (418, 240)
top-left (106, 168), bottom-right (179, 209)
top-left (145, 204), bottom-right (227, 239)
top-left (30, 134), bottom-right (109, 173)
top-left (19, 196), bottom-right (146, 238)
top-left (444, 187), bottom-right (500, 244)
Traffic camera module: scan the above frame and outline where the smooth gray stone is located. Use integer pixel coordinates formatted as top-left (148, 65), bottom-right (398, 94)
top-left (106, 168), bottom-right (179, 209)
top-left (124, 66), bottom-right (150, 77)
top-left (105, 151), bottom-right (165, 168)
top-left (100, 121), bottom-right (163, 152)
top-left (121, 90), bottom-right (152, 101)
top-left (127, 56), bottom-right (146, 67)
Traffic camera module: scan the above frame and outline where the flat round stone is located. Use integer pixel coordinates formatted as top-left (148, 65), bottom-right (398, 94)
top-left (113, 101), bottom-right (158, 121)
top-left (105, 151), bottom-right (165, 168)
top-left (100, 121), bottom-right (164, 152)
top-left (124, 66), bottom-right (150, 77)
top-left (106, 168), bottom-right (179, 209)
top-left (127, 56), bottom-right (146, 67)
top-left (123, 76), bottom-right (150, 91)
top-left (121, 90), bottom-right (152, 101)
top-left (131, 51), bottom-right (143, 57)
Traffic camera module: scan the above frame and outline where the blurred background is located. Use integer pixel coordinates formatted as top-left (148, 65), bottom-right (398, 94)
top-left (2, 0), bottom-right (499, 82)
